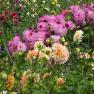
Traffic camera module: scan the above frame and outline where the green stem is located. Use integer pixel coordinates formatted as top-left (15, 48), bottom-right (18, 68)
top-left (48, 82), bottom-right (55, 94)
top-left (2, 29), bottom-right (14, 65)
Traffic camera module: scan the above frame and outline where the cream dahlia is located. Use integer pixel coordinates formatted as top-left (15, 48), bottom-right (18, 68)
top-left (51, 43), bottom-right (69, 64)
top-left (73, 30), bottom-right (84, 42)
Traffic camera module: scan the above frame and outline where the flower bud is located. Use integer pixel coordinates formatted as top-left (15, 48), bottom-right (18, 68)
top-left (57, 78), bottom-right (65, 86)
top-left (0, 72), bottom-right (7, 79)
top-left (60, 37), bottom-right (65, 43)
top-left (75, 48), bottom-right (80, 53)
top-left (42, 73), bottom-right (50, 79)
top-left (45, 38), bottom-right (53, 46)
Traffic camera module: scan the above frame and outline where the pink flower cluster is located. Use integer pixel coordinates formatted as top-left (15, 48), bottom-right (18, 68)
top-left (23, 28), bottom-right (48, 49)
top-left (8, 3), bottom-right (94, 54)
top-left (71, 3), bottom-right (94, 25)
top-left (38, 14), bottom-right (75, 36)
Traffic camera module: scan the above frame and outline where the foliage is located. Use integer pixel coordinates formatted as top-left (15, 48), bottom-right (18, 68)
top-left (0, 0), bottom-right (94, 94)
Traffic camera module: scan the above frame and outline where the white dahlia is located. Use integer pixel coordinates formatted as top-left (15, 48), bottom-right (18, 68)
top-left (73, 30), bottom-right (84, 42)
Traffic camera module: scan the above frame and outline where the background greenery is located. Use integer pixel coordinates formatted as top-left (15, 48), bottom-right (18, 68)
top-left (0, 0), bottom-right (94, 32)
top-left (0, 0), bottom-right (94, 94)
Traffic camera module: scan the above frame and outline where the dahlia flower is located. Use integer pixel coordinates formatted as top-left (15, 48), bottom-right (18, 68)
top-left (39, 15), bottom-right (49, 22)
top-left (51, 43), bottom-right (69, 64)
top-left (73, 30), bottom-right (84, 42)
top-left (79, 52), bottom-right (90, 59)
top-left (28, 31), bottom-right (47, 49)
top-left (42, 47), bottom-right (52, 56)
top-left (27, 49), bottom-right (43, 62)
top-left (65, 21), bottom-right (76, 30)
top-left (86, 9), bottom-right (94, 21)
top-left (47, 15), bottom-right (57, 22)
top-left (50, 35), bottom-right (60, 43)
top-left (36, 31), bottom-right (47, 42)
top-left (17, 42), bottom-right (27, 52)
top-left (8, 38), bottom-right (27, 53)
top-left (49, 21), bottom-right (67, 36)
top-left (73, 9), bottom-right (86, 25)
top-left (20, 70), bottom-right (31, 86)
top-left (89, 3), bottom-right (94, 11)
top-left (23, 29), bottom-right (35, 42)
top-left (13, 35), bottom-right (21, 41)
top-left (57, 78), bottom-right (65, 86)
top-left (7, 73), bottom-right (15, 91)
top-left (56, 15), bottom-right (65, 24)
top-left (37, 22), bottom-right (48, 32)
top-left (70, 5), bottom-right (81, 13)
top-left (34, 41), bottom-right (45, 50)
top-left (8, 40), bottom-right (18, 53)
top-left (24, 31), bottom-right (47, 49)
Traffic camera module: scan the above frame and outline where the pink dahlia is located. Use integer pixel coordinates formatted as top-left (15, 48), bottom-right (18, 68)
top-left (8, 40), bottom-right (18, 53)
top-left (23, 29), bottom-right (35, 42)
top-left (89, 3), bottom-right (94, 11)
top-left (49, 21), bottom-right (67, 36)
top-left (37, 22), bottom-right (48, 32)
top-left (87, 9), bottom-right (94, 21)
top-left (13, 35), bottom-right (21, 41)
top-left (50, 35), bottom-right (60, 43)
top-left (26, 31), bottom-right (47, 49)
top-left (65, 21), bottom-right (76, 30)
top-left (73, 9), bottom-right (86, 25)
top-left (70, 5), bottom-right (81, 13)
top-left (17, 42), bottom-right (27, 52)
top-left (39, 15), bottom-right (49, 22)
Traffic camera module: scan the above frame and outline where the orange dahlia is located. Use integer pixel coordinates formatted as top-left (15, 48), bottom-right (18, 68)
top-left (20, 70), bottom-right (31, 86)
top-left (27, 49), bottom-right (43, 61)
top-left (7, 73), bottom-right (15, 91)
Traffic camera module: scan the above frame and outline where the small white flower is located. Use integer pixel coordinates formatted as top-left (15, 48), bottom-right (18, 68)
top-left (2, 91), bottom-right (7, 94)
top-left (27, 12), bottom-right (30, 16)
top-left (42, 1), bottom-right (45, 3)
top-left (73, 30), bottom-right (84, 42)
